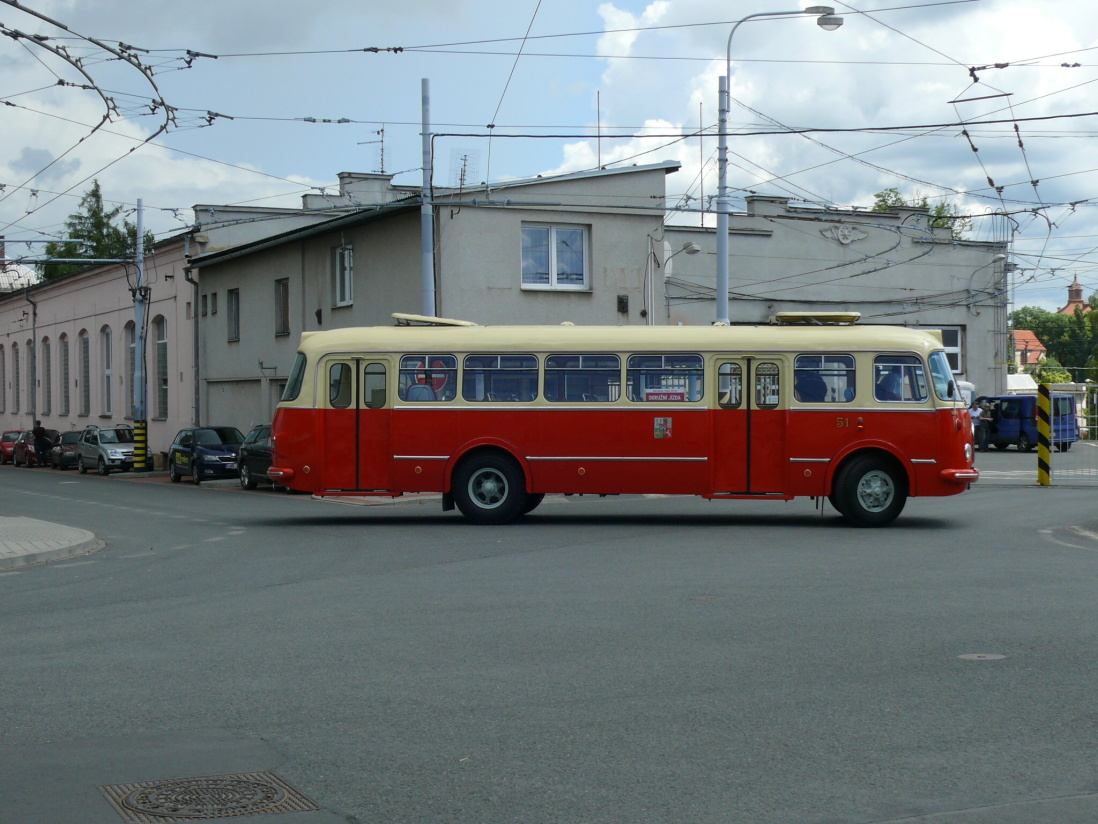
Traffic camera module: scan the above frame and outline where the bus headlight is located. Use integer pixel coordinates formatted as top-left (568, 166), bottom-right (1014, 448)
top-left (964, 443), bottom-right (972, 461)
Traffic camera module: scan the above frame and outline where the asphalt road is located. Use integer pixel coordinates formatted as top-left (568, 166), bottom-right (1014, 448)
top-left (2, 465), bottom-right (1098, 824)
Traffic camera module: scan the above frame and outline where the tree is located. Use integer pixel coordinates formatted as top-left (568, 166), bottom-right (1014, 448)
top-left (1033, 357), bottom-right (1072, 385)
top-left (1011, 302), bottom-right (1098, 382)
top-left (871, 187), bottom-right (972, 240)
top-left (38, 181), bottom-right (153, 279)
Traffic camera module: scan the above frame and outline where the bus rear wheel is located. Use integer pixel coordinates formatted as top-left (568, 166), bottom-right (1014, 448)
top-left (454, 454), bottom-right (526, 525)
top-left (834, 454), bottom-right (907, 528)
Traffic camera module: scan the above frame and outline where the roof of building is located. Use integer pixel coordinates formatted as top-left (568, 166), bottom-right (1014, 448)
top-left (0, 263), bottom-right (40, 292)
top-left (191, 161), bottom-right (682, 270)
top-left (1012, 329), bottom-right (1046, 365)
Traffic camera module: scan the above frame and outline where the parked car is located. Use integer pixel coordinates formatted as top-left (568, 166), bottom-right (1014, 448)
top-left (238, 424), bottom-right (279, 490)
top-left (1, 430), bottom-right (21, 464)
top-left (168, 426), bottom-right (245, 485)
top-left (51, 431), bottom-right (83, 470)
top-left (13, 429), bottom-right (59, 466)
top-left (78, 425), bottom-right (137, 475)
top-left (983, 394), bottom-right (1080, 452)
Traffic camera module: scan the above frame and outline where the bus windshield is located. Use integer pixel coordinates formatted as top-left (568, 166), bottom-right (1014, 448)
top-left (928, 351), bottom-right (955, 401)
top-left (282, 353), bottom-right (307, 402)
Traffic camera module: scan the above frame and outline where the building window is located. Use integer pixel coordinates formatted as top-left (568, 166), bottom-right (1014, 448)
top-left (0, 346), bottom-right (6, 413)
top-left (914, 325), bottom-right (963, 373)
top-left (521, 224), bottom-right (589, 290)
top-left (79, 331), bottom-right (90, 416)
top-left (201, 294), bottom-right (208, 316)
top-left (331, 246), bottom-right (353, 307)
top-left (210, 292), bottom-right (218, 315)
top-left (42, 338), bottom-right (51, 415)
top-left (125, 322), bottom-right (135, 419)
top-left (101, 326), bottom-right (113, 415)
top-left (60, 335), bottom-right (70, 416)
top-left (12, 343), bottom-right (20, 414)
top-left (227, 288), bottom-right (240, 342)
top-left (155, 316), bottom-right (168, 419)
top-left (275, 278), bottom-right (290, 335)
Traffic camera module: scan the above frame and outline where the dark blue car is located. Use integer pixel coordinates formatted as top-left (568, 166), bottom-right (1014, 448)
top-left (984, 394), bottom-right (1079, 452)
top-left (168, 426), bottom-right (245, 484)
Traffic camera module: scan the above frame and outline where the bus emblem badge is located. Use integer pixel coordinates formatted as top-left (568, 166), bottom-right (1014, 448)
top-left (654, 418), bottom-right (672, 439)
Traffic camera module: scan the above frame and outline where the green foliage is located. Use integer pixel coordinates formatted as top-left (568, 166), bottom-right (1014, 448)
top-left (1033, 357), bottom-right (1073, 384)
top-left (870, 187), bottom-right (972, 240)
top-left (38, 181), bottom-right (153, 279)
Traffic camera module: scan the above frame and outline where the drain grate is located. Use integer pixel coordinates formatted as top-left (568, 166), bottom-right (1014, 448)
top-left (98, 771), bottom-right (319, 822)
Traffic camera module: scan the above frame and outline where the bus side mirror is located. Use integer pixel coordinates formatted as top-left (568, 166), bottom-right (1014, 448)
top-left (947, 380), bottom-right (956, 399)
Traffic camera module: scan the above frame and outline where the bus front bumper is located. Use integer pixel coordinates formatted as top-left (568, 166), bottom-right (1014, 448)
top-left (940, 468), bottom-right (979, 484)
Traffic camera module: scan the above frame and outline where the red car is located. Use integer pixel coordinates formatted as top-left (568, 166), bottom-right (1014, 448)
top-left (12, 429), bottom-right (59, 467)
top-left (1, 430), bottom-right (21, 464)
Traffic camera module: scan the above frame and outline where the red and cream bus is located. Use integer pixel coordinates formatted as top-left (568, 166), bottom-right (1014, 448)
top-left (268, 312), bottom-right (978, 527)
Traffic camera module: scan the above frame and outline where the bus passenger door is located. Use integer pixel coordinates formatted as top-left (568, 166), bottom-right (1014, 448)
top-left (321, 359), bottom-right (391, 492)
top-left (712, 358), bottom-right (786, 494)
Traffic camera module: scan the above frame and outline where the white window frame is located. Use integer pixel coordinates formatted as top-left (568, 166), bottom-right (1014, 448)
top-left (275, 278), bottom-right (291, 335)
top-left (521, 223), bottom-right (590, 291)
top-left (101, 326), bottom-right (112, 415)
top-left (331, 245), bottom-right (354, 307)
top-left (79, 331), bottom-right (90, 416)
top-left (42, 338), bottom-right (51, 415)
top-left (227, 288), bottom-right (240, 342)
top-left (13, 342), bottom-right (20, 414)
top-left (60, 336), bottom-right (70, 416)
top-left (155, 316), bottom-right (168, 419)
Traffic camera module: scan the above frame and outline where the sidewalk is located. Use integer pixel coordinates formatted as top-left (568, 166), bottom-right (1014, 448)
top-left (0, 517), bottom-right (103, 571)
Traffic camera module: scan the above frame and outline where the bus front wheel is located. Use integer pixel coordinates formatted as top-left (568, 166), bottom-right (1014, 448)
top-left (834, 455), bottom-right (907, 528)
top-left (454, 454), bottom-right (527, 525)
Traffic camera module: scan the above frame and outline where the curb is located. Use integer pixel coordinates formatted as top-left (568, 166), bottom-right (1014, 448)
top-left (0, 517), bottom-right (104, 571)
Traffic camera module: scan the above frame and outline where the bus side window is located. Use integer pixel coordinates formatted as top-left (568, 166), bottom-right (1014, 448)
top-left (329, 363), bottom-right (352, 408)
top-left (874, 355), bottom-right (928, 403)
top-left (718, 363), bottom-right (742, 408)
top-left (793, 354), bottom-right (854, 403)
top-left (545, 354), bottom-right (620, 402)
top-left (399, 354), bottom-right (457, 402)
top-left (626, 354), bottom-right (703, 402)
top-left (363, 363), bottom-right (386, 409)
top-left (755, 362), bottom-right (780, 409)
top-left (463, 354), bottom-right (539, 402)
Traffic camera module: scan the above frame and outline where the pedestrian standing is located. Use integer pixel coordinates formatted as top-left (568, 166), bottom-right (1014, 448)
top-left (977, 402), bottom-right (993, 452)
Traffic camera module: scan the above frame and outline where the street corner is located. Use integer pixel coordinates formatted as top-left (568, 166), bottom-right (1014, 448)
top-left (0, 516), bottom-right (103, 570)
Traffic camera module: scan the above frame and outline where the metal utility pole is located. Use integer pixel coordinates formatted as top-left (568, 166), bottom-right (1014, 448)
top-left (133, 199), bottom-right (149, 469)
top-left (421, 78), bottom-right (437, 318)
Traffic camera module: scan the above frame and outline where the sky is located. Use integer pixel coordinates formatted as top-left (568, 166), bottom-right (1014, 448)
top-left (1, 0), bottom-right (1096, 311)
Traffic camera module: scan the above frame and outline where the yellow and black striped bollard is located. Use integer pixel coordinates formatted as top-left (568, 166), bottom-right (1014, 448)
top-left (134, 420), bottom-right (147, 472)
top-left (1036, 384), bottom-right (1051, 486)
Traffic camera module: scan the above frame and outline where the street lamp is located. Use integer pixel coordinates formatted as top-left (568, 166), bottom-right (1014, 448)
top-left (715, 6), bottom-right (843, 324)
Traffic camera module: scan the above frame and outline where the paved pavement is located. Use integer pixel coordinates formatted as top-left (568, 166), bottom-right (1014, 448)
top-left (0, 469), bottom-right (441, 570)
top-left (0, 516), bottom-right (102, 571)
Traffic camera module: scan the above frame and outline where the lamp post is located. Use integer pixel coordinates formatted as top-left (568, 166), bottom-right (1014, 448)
top-left (715, 6), bottom-right (842, 324)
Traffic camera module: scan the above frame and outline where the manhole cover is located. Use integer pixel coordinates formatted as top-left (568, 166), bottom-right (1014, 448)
top-left (99, 771), bottom-right (319, 822)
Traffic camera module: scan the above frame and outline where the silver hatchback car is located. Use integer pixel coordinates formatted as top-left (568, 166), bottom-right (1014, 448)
top-left (78, 425), bottom-right (136, 475)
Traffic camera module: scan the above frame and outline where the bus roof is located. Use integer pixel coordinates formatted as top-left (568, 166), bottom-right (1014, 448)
top-left (294, 320), bottom-right (947, 358)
